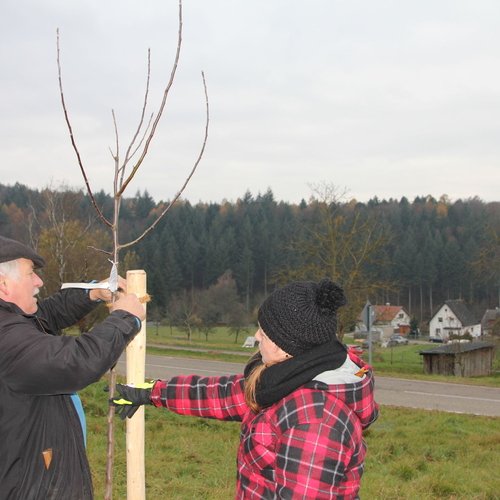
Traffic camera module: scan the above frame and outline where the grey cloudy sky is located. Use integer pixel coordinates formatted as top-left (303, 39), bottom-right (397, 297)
top-left (1, 0), bottom-right (499, 204)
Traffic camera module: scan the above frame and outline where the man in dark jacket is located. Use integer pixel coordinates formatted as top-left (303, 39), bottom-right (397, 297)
top-left (0, 235), bottom-right (145, 499)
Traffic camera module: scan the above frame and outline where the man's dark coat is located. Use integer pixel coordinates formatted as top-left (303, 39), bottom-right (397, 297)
top-left (0, 289), bottom-right (139, 499)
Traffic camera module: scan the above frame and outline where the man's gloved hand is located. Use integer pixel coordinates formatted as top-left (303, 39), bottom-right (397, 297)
top-left (111, 381), bottom-right (156, 420)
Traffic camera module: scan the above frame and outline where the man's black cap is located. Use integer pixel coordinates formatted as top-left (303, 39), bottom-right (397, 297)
top-left (0, 236), bottom-right (45, 269)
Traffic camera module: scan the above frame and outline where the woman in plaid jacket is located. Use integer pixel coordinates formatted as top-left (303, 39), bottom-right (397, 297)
top-left (114, 279), bottom-right (379, 499)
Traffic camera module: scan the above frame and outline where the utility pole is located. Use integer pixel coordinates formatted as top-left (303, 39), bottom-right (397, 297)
top-left (363, 301), bottom-right (374, 365)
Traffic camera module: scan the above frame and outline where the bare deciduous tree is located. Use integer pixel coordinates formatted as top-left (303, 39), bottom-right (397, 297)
top-left (276, 183), bottom-right (392, 339)
top-left (29, 187), bottom-right (110, 294)
top-left (169, 289), bottom-right (202, 341)
top-left (56, 1), bottom-right (209, 497)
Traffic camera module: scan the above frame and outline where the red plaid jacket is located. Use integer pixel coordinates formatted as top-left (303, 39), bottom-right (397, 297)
top-left (151, 352), bottom-right (378, 499)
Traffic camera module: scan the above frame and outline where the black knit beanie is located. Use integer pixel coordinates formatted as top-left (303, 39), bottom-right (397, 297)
top-left (0, 236), bottom-right (45, 269)
top-left (257, 278), bottom-right (347, 357)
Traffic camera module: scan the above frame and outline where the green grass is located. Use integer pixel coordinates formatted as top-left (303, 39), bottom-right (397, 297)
top-left (147, 345), bottom-right (249, 364)
top-left (361, 407), bottom-right (500, 500)
top-left (82, 380), bottom-right (500, 499)
top-left (145, 324), bottom-right (253, 351)
top-left (83, 381), bottom-right (238, 499)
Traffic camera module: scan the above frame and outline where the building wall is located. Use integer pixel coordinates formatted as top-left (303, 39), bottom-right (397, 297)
top-left (464, 323), bottom-right (482, 338)
top-left (453, 349), bottom-right (494, 377)
top-left (429, 304), bottom-right (451, 341)
top-left (374, 308), bottom-right (411, 340)
top-left (423, 353), bottom-right (454, 375)
top-left (422, 348), bottom-right (494, 377)
top-left (389, 310), bottom-right (411, 329)
top-left (429, 304), bottom-right (481, 341)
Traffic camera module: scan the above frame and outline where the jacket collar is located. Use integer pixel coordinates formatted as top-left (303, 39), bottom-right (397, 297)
top-left (0, 297), bottom-right (34, 317)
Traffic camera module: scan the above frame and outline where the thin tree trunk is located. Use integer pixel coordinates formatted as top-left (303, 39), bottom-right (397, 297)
top-left (419, 283), bottom-right (423, 322)
top-left (105, 369), bottom-right (117, 500)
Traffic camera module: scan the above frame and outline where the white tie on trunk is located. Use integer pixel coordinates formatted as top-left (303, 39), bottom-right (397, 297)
top-left (61, 261), bottom-right (119, 292)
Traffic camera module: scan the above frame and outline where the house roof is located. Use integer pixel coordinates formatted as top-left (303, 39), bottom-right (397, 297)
top-left (439, 299), bottom-right (478, 327)
top-left (481, 308), bottom-right (500, 324)
top-left (373, 305), bottom-right (407, 323)
top-left (419, 341), bottom-right (495, 355)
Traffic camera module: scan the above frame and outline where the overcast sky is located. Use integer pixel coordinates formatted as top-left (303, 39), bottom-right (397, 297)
top-left (1, 0), bottom-right (499, 204)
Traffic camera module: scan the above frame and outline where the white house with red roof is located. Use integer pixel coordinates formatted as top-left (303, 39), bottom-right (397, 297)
top-left (358, 303), bottom-right (411, 340)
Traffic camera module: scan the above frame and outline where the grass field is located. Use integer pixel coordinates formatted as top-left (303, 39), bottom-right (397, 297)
top-left (82, 380), bottom-right (500, 499)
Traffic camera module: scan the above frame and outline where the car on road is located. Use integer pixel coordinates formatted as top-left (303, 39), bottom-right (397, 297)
top-left (387, 334), bottom-right (409, 347)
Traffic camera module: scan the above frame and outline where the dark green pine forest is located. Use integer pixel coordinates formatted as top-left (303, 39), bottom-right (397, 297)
top-left (1, 182), bottom-right (499, 334)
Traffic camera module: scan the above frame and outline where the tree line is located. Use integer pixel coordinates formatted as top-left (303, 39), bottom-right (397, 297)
top-left (1, 182), bottom-right (499, 334)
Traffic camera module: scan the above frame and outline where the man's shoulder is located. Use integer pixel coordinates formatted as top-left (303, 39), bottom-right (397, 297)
top-left (0, 301), bottom-right (46, 339)
top-left (0, 304), bottom-right (30, 326)
top-left (0, 311), bottom-right (35, 343)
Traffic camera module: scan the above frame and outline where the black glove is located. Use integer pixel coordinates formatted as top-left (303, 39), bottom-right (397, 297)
top-left (111, 381), bottom-right (155, 420)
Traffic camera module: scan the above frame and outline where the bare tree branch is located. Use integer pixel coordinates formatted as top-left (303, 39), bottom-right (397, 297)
top-left (121, 49), bottom-right (152, 171)
top-left (126, 112), bottom-right (154, 167)
top-left (57, 1), bottom-right (208, 497)
top-left (117, 0), bottom-right (183, 198)
top-left (110, 109), bottom-right (119, 162)
top-left (87, 245), bottom-right (112, 256)
top-left (118, 54), bottom-right (155, 186)
top-left (121, 70), bottom-right (209, 249)
top-left (56, 29), bottom-right (112, 228)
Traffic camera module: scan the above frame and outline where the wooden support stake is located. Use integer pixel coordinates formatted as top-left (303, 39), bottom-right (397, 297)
top-left (125, 270), bottom-right (147, 500)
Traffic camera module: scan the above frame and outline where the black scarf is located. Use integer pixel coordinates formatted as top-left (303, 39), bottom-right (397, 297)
top-left (244, 339), bottom-right (347, 408)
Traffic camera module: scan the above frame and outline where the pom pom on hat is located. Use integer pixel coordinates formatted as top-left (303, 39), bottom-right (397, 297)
top-left (315, 279), bottom-right (347, 313)
top-left (257, 278), bottom-right (346, 356)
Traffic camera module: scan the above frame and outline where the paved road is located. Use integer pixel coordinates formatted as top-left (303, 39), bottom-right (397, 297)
top-left (116, 353), bottom-right (500, 418)
top-left (375, 375), bottom-right (500, 417)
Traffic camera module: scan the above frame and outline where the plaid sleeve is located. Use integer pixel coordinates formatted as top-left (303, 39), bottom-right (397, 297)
top-left (356, 375), bottom-right (379, 430)
top-left (274, 391), bottom-right (364, 499)
top-left (150, 374), bottom-right (247, 421)
top-left (338, 352), bottom-right (380, 430)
